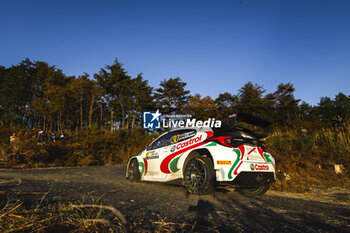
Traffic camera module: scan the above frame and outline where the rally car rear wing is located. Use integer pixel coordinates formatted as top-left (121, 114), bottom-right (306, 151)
top-left (213, 112), bottom-right (271, 139)
top-left (233, 112), bottom-right (271, 128)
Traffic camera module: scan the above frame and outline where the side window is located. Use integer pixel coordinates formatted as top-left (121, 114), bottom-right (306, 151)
top-left (150, 133), bottom-right (174, 150)
top-left (149, 130), bottom-right (196, 150)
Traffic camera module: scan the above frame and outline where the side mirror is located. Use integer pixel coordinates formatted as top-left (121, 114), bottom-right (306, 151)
top-left (145, 145), bottom-right (151, 150)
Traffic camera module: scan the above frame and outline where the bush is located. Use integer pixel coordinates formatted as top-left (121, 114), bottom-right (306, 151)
top-left (267, 124), bottom-right (350, 191)
top-left (0, 128), bottom-right (153, 168)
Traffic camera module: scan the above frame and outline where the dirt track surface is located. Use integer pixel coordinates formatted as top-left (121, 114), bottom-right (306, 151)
top-left (1, 165), bottom-right (349, 232)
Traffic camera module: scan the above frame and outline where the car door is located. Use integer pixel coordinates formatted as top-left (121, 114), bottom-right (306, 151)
top-left (144, 132), bottom-right (175, 180)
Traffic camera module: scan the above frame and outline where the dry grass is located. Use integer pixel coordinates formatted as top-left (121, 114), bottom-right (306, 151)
top-left (0, 193), bottom-right (196, 233)
top-left (0, 194), bottom-right (128, 233)
top-left (267, 123), bottom-right (350, 192)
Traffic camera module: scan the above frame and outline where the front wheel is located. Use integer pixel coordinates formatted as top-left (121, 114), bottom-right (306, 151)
top-left (237, 183), bottom-right (271, 197)
top-left (183, 156), bottom-right (215, 194)
top-left (127, 159), bottom-right (141, 181)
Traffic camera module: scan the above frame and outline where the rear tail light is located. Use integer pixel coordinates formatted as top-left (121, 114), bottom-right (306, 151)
top-left (208, 136), bottom-right (233, 147)
top-left (208, 136), bottom-right (263, 149)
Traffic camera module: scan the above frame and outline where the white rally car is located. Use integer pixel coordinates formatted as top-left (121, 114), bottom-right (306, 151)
top-left (126, 113), bottom-right (276, 196)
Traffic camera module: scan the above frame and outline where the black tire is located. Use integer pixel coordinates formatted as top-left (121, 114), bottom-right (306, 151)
top-left (183, 156), bottom-right (215, 194)
top-left (128, 159), bottom-right (141, 181)
top-left (237, 183), bottom-right (270, 197)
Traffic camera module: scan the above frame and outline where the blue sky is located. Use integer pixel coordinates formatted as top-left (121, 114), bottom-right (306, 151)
top-left (1, 0), bottom-right (349, 106)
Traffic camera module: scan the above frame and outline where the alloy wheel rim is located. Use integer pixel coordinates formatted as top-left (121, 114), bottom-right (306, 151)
top-left (186, 160), bottom-right (206, 191)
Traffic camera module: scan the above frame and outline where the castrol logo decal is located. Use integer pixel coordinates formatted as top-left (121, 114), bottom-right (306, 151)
top-left (160, 132), bottom-right (213, 174)
top-left (250, 164), bottom-right (269, 171)
top-left (176, 135), bottom-right (202, 150)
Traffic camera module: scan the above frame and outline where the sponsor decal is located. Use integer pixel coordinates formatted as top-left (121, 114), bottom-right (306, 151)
top-left (217, 160), bottom-right (232, 165)
top-left (170, 131), bottom-right (197, 148)
top-left (176, 135), bottom-right (202, 150)
top-left (250, 164), bottom-right (269, 171)
top-left (179, 131), bottom-right (196, 141)
top-left (145, 152), bottom-right (159, 160)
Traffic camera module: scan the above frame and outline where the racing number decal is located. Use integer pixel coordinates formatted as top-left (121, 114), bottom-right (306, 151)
top-left (171, 134), bottom-right (180, 144)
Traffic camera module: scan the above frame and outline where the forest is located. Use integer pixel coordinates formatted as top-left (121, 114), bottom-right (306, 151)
top-left (0, 58), bottom-right (349, 191)
top-left (0, 58), bottom-right (349, 131)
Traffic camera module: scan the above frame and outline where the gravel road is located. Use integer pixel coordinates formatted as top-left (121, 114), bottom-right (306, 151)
top-left (1, 165), bottom-right (349, 232)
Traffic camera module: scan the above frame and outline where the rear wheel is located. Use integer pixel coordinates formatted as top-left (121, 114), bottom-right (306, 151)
top-left (237, 183), bottom-right (270, 196)
top-left (128, 159), bottom-right (141, 181)
top-left (183, 156), bottom-right (215, 194)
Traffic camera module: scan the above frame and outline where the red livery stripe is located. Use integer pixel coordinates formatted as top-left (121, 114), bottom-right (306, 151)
top-left (160, 131), bottom-right (213, 174)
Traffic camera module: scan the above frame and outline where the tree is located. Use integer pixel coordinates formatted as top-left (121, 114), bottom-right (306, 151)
top-left (0, 59), bottom-right (35, 127)
top-left (87, 80), bottom-right (103, 129)
top-left (334, 92), bottom-right (350, 121)
top-left (272, 83), bottom-right (300, 126)
top-left (316, 92), bottom-right (350, 124)
top-left (184, 94), bottom-right (220, 120)
top-left (69, 73), bottom-right (100, 130)
top-left (215, 92), bottom-right (238, 121)
top-left (317, 96), bottom-right (335, 123)
top-left (0, 65), bottom-right (7, 126)
top-left (29, 60), bottom-right (72, 131)
top-left (237, 82), bottom-right (266, 116)
top-left (128, 73), bottom-right (154, 129)
top-left (297, 101), bottom-right (315, 122)
top-left (95, 58), bottom-right (134, 130)
top-left (155, 77), bottom-right (190, 114)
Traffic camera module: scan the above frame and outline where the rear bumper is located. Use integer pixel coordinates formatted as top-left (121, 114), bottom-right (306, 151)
top-left (215, 161), bottom-right (276, 182)
top-left (230, 171), bottom-right (275, 187)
